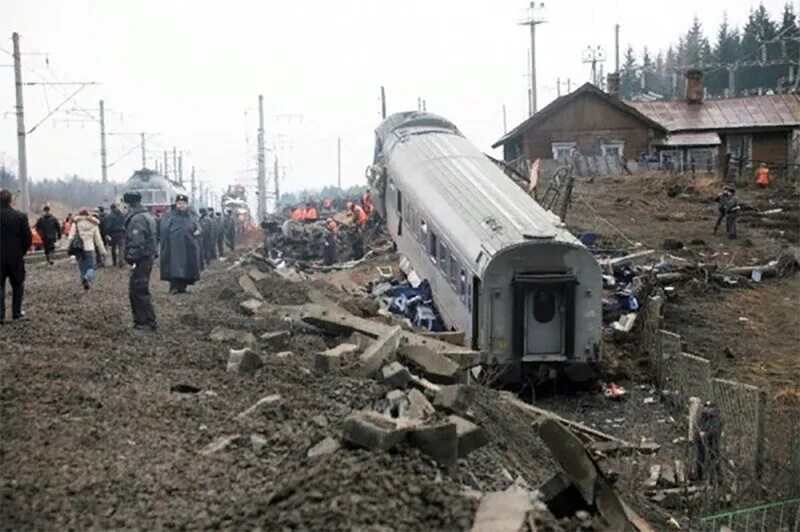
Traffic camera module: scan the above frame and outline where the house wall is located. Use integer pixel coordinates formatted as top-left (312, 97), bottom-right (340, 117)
top-left (718, 129), bottom-right (792, 179)
top-left (521, 93), bottom-right (657, 160)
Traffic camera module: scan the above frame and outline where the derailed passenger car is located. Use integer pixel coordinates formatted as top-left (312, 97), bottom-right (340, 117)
top-left (369, 112), bottom-right (602, 384)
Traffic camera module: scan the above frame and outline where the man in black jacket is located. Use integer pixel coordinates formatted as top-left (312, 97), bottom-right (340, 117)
top-left (102, 204), bottom-right (126, 267)
top-left (198, 208), bottom-right (215, 264)
top-left (0, 189), bottom-right (33, 324)
top-left (123, 192), bottom-right (157, 331)
top-left (214, 211), bottom-right (225, 257)
top-left (34, 205), bottom-right (61, 264)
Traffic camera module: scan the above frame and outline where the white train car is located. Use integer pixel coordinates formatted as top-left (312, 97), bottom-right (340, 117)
top-left (370, 112), bottom-right (602, 383)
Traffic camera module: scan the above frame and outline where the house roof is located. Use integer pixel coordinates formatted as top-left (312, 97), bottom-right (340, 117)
top-left (657, 132), bottom-right (722, 147)
top-left (492, 82), bottom-right (667, 148)
top-left (629, 94), bottom-right (800, 132)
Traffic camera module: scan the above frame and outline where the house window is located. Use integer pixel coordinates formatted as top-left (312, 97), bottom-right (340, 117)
top-left (687, 148), bottom-right (716, 173)
top-left (551, 142), bottom-right (576, 160)
top-left (601, 141), bottom-right (625, 158)
top-left (726, 135), bottom-right (753, 168)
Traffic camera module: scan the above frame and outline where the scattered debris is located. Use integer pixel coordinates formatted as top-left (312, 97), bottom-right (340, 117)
top-left (209, 326), bottom-right (256, 346)
top-left (307, 436), bottom-right (341, 458)
top-left (239, 299), bottom-right (264, 316)
top-left (314, 343), bottom-right (359, 374)
top-left (358, 326), bottom-right (401, 377)
top-left (341, 411), bottom-right (410, 451)
top-left (226, 348), bottom-right (263, 374)
top-left (250, 434), bottom-right (268, 453)
top-left (408, 420), bottom-right (458, 468)
top-left (407, 389), bottom-right (436, 420)
top-left (399, 344), bottom-right (462, 384)
top-left (169, 384), bottom-right (201, 394)
top-left (198, 434), bottom-right (242, 456)
top-left (448, 415), bottom-right (489, 458)
top-left (470, 489), bottom-right (534, 532)
top-left (234, 394), bottom-right (281, 420)
top-left (238, 274), bottom-right (264, 301)
top-left (381, 361), bottom-right (412, 389)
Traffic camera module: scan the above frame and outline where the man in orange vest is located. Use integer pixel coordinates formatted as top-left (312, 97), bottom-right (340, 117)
top-left (361, 189), bottom-right (373, 215)
top-left (347, 201), bottom-right (367, 228)
top-left (291, 206), bottom-right (306, 221)
top-left (304, 202), bottom-right (319, 221)
top-left (755, 163), bottom-right (770, 188)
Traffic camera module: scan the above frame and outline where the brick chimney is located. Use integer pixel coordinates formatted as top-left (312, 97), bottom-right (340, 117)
top-left (607, 72), bottom-right (621, 98)
top-left (685, 69), bottom-right (704, 104)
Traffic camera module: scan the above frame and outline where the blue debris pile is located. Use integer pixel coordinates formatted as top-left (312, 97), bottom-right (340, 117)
top-left (365, 278), bottom-right (446, 332)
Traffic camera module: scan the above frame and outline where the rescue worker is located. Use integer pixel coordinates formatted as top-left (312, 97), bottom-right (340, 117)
top-left (67, 207), bottom-right (107, 290)
top-left (34, 205), bottom-right (62, 265)
top-left (291, 205), bottom-right (306, 221)
top-left (361, 189), bottom-right (373, 216)
top-left (62, 213), bottom-right (73, 238)
top-left (304, 202), bottom-right (319, 222)
top-left (714, 185), bottom-right (740, 239)
top-left (692, 401), bottom-right (722, 485)
top-left (160, 194), bottom-right (202, 294)
top-left (214, 211), bottom-right (225, 257)
top-left (102, 204), bottom-right (126, 267)
top-left (122, 191), bottom-right (157, 331)
top-left (755, 162), bottom-right (770, 188)
top-left (347, 201), bottom-right (368, 229)
top-left (323, 217), bottom-right (338, 266)
top-left (322, 197), bottom-right (333, 212)
top-left (198, 208), bottom-right (216, 263)
top-left (223, 209), bottom-right (236, 251)
top-left (0, 189), bottom-right (33, 323)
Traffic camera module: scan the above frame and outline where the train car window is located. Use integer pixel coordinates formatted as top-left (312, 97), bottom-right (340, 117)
top-left (429, 232), bottom-right (438, 263)
top-left (420, 219), bottom-right (427, 235)
top-left (459, 269), bottom-right (467, 301)
top-left (532, 291), bottom-right (556, 323)
top-left (449, 255), bottom-right (458, 286)
top-left (438, 242), bottom-right (448, 272)
top-left (396, 189), bottom-right (403, 214)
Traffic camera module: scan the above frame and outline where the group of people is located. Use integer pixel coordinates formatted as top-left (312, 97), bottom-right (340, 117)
top-left (0, 188), bottom-right (239, 330)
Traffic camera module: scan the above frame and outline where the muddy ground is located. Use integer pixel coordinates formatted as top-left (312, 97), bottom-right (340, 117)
top-left (1, 229), bottom-right (689, 530)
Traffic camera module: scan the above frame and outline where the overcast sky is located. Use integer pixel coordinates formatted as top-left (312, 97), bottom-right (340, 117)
top-left (1, 0), bottom-right (792, 201)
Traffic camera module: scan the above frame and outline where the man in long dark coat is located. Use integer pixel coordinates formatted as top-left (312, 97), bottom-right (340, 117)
top-left (160, 194), bottom-right (202, 294)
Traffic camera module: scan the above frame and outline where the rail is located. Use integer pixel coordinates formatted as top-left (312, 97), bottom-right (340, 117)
top-left (698, 497), bottom-right (800, 532)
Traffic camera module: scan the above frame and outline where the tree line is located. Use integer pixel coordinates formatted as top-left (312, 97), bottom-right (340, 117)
top-left (0, 166), bottom-right (117, 213)
top-left (619, 2), bottom-right (799, 98)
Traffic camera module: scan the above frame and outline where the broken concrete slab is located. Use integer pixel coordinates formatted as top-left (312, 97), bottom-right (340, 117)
top-left (419, 330), bottom-right (466, 346)
top-left (250, 434), bottom-right (267, 453)
top-left (470, 489), bottom-right (533, 532)
top-left (307, 436), bottom-right (341, 458)
top-left (407, 389), bottom-right (436, 420)
top-left (341, 411), bottom-right (409, 451)
top-left (399, 344), bottom-right (462, 384)
top-left (384, 389), bottom-right (410, 417)
top-left (234, 394), bottom-right (281, 420)
top-left (260, 330), bottom-right (290, 344)
top-left (240, 298), bottom-right (264, 316)
top-left (408, 421), bottom-right (458, 468)
top-left (358, 326), bottom-right (402, 378)
top-left (238, 274), bottom-right (264, 301)
top-left (226, 348), bottom-right (263, 374)
top-left (198, 434), bottom-right (242, 456)
top-left (448, 415), bottom-right (489, 458)
top-left (274, 266), bottom-right (307, 283)
top-left (433, 384), bottom-right (475, 415)
top-left (381, 361), bottom-right (411, 389)
top-left (248, 267), bottom-right (268, 282)
top-left (537, 418), bottom-right (597, 506)
top-left (314, 343), bottom-right (359, 374)
top-left (348, 331), bottom-right (373, 350)
top-left (209, 326), bottom-right (256, 346)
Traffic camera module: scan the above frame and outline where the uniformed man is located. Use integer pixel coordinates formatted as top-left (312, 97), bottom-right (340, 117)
top-left (123, 191), bottom-right (158, 331)
top-left (214, 211), bottom-right (225, 257)
top-left (223, 209), bottom-right (236, 251)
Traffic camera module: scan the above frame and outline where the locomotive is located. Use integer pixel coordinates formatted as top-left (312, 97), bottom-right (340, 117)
top-left (369, 112), bottom-right (603, 384)
top-left (124, 169), bottom-right (188, 215)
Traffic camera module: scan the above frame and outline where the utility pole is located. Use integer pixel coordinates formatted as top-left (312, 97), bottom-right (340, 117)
top-left (172, 147), bottom-right (177, 182)
top-left (198, 182), bottom-right (204, 208)
top-left (273, 157), bottom-right (280, 209)
top-left (163, 151), bottom-right (168, 177)
top-left (520, 2), bottom-right (546, 115)
top-left (190, 166), bottom-right (196, 202)
top-left (557, 77), bottom-right (561, 97)
top-left (417, 97), bottom-right (421, 111)
top-left (99, 100), bottom-right (108, 182)
top-left (178, 151), bottom-right (183, 184)
top-left (567, 78), bottom-right (572, 93)
top-left (12, 32), bottom-right (29, 213)
top-left (502, 105), bottom-right (507, 133)
top-left (337, 137), bottom-right (342, 190)
top-left (614, 24), bottom-right (620, 72)
top-left (257, 94), bottom-right (266, 222)
top-left (140, 132), bottom-right (146, 169)
top-left (380, 86), bottom-right (387, 119)
top-left (422, 100), bottom-right (427, 111)
top-left (582, 45), bottom-right (606, 86)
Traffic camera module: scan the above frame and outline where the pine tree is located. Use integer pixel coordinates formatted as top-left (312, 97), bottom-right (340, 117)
top-left (620, 45), bottom-right (641, 98)
top-left (741, 4), bottom-right (777, 55)
top-left (714, 13), bottom-right (742, 64)
top-left (642, 47), bottom-right (654, 70)
top-left (780, 1), bottom-right (798, 35)
top-left (655, 51), bottom-right (665, 73)
top-left (684, 16), bottom-right (712, 65)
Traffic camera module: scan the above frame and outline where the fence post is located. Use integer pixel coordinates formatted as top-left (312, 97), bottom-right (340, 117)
top-left (755, 389), bottom-right (767, 481)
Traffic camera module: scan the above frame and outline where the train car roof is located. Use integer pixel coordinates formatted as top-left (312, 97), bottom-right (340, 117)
top-left (375, 112), bottom-right (584, 265)
top-left (125, 169), bottom-right (187, 194)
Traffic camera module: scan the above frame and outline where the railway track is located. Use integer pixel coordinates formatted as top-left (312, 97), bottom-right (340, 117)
top-left (26, 248), bottom-right (69, 265)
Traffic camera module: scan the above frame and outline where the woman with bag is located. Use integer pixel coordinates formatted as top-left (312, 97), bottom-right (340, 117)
top-left (67, 207), bottom-right (107, 290)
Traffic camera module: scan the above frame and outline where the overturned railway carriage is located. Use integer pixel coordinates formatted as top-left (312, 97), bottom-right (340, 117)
top-left (371, 112), bottom-right (602, 383)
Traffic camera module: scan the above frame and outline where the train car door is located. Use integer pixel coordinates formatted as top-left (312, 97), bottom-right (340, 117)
top-left (524, 288), bottom-right (564, 356)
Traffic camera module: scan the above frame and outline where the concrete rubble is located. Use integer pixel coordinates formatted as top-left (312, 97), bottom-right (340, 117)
top-left (314, 343), bottom-right (359, 374)
top-left (239, 298), bottom-right (264, 316)
top-left (341, 411), bottom-right (410, 451)
top-left (380, 361), bottom-right (411, 388)
top-left (238, 274), bottom-right (264, 301)
top-left (470, 489), bottom-right (534, 532)
top-left (209, 326), bottom-right (257, 346)
top-left (226, 347), bottom-right (263, 374)
top-left (307, 436), bottom-right (341, 458)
